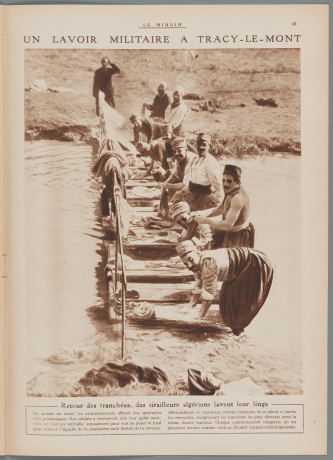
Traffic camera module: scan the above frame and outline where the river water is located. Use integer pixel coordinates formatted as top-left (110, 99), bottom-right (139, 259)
top-left (25, 141), bottom-right (302, 384)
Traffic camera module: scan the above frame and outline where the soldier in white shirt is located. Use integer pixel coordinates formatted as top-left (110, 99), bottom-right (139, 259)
top-left (164, 86), bottom-right (188, 136)
top-left (173, 133), bottom-right (222, 211)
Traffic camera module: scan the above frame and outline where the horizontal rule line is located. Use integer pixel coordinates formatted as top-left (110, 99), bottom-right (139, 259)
top-left (138, 27), bottom-right (187, 29)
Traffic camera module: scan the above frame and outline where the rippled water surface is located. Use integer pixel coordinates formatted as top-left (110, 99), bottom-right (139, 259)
top-left (25, 141), bottom-right (302, 373)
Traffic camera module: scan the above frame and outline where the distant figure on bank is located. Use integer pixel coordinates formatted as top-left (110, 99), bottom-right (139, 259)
top-left (176, 240), bottom-right (274, 335)
top-left (93, 57), bottom-right (121, 116)
top-left (142, 81), bottom-right (171, 120)
top-left (172, 133), bottom-right (222, 211)
top-left (194, 165), bottom-right (255, 249)
top-left (164, 86), bottom-right (187, 136)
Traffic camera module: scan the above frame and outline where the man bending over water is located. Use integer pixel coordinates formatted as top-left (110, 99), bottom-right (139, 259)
top-left (176, 240), bottom-right (273, 336)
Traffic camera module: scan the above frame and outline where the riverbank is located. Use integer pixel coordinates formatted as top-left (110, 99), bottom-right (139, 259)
top-left (25, 48), bottom-right (301, 155)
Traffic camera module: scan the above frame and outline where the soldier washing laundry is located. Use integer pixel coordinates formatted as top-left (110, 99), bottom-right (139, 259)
top-left (193, 165), bottom-right (255, 249)
top-left (157, 137), bottom-right (197, 215)
top-left (176, 240), bottom-right (274, 336)
top-left (172, 133), bottom-right (222, 212)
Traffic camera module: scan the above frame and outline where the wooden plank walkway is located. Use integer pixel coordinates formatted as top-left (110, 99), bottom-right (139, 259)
top-left (105, 174), bottom-right (201, 315)
top-left (126, 283), bottom-right (221, 304)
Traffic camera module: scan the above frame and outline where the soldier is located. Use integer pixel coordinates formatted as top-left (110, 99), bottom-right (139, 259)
top-left (93, 57), bottom-right (121, 115)
top-left (194, 165), bottom-right (255, 249)
top-left (172, 133), bottom-right (222, 212)
top-left (176, 240), bottom-right (274, 335)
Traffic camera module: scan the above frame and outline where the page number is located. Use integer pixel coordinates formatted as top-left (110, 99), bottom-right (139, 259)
top-left (292, 22), bottom-right (297, 25)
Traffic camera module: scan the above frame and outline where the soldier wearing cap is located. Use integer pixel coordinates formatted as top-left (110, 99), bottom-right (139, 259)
top-left (194, 164), bottom-right (254, 249)
top-left (164, 86), bottom-right (188, 136)
top-left (173, 133), bottom-right (222, 212)
top-left (93, 57), bottom-right (121, 116)
top-left (155, 137), bottom-right (197, 216)
top-left (168, 201), bottom-right (198, 240)
top-left (176, 240), bottom-right (273, 335)
top-left (162, 137), bottom-right (197, 193)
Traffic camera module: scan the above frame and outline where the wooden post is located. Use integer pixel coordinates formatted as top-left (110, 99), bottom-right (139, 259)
top-left (113, 172), bottom-right (127, 359)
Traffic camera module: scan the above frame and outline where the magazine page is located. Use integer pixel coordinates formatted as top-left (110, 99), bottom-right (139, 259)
top-left (5, 4), bottom-right (328, 456)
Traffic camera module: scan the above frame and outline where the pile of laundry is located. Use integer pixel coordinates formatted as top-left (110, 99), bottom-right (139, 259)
top-left (129, 214), bottom-right (173, 230)
top-left (125, 230), bottom-right (180, 245)
top-left (113, 301), bottom-right (156, 320)
top-left (145, 256), bottom-right (186, 270)
top-left (79, 362), bottom-right (170, 388)
top-left (128, 186), bottom-right (161, 200)
top-left (47, 348), bottom-right (84, 365)
top-left (180, 369), bottom-right (269, 395)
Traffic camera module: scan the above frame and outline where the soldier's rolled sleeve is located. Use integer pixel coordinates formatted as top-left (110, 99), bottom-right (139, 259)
top-left (192, 272), bottom-right (202, 294)
top-left (201, 258), bottom-right (219, 299)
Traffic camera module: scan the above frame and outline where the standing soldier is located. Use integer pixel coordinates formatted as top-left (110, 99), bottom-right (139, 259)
top-left (93, 56), bottom-right (121, 116)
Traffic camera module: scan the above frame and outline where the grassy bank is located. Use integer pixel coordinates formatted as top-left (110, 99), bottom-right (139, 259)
top-left (25, 49), bottom-right (301, 154)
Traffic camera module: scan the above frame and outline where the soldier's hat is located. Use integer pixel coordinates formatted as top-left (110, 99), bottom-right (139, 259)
top-left (223, 164), bottom-right (242, 181)
top-left (160, 124), bottom-right (173, 137)
top-left (171, 137), bottom-right (187, 150)
top-left (197, 133), bottom-right (212, 144)
top-left (169, 201), bottom-right (190, 220)
top-left (176, 240), bottom-right (197, 258)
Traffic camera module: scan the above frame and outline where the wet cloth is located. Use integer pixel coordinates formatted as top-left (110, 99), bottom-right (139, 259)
top-left (130, 186), bottom-right (161, 199)
top-left (93, 153), bottom-right (129, 204)
top-left (220, 248), bottom-right (274, 333)
top-left (79, 362), bottom-right (170, 388)
top-left (93, 151), bottom-right (130, 236)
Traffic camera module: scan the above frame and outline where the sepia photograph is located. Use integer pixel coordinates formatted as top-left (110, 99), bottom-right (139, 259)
top-left (24, 48), bottom-right (301, 398)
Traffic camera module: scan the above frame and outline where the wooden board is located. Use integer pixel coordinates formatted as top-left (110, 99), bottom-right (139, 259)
top-left (124, 240), bottom-right (178, 248)
top-left (129, 207), bottom-right (156, 213)
top-left (125, 269), bottom-right (193, 284)
top-left (126, 283), bottom-right (221, 304)
top-left (128, 226), bottom-right (182, 234)
top-left (127, 198), bottom-right (157, 207)
top-left (126, 180), bottom-right (160, 188)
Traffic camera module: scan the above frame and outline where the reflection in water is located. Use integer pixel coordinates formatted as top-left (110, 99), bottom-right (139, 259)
top-left (25, 142), bottom-right (302, 374)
